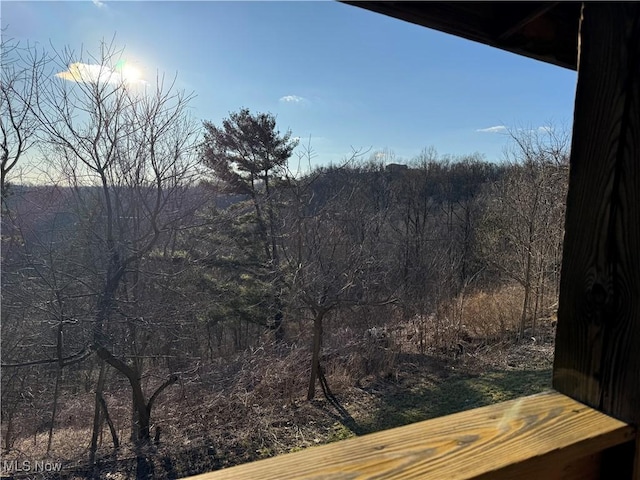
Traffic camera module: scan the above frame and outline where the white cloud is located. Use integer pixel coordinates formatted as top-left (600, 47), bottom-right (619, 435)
top-left (92, 0), bottom-right (105, 8)
top-left (279, 95), bottom-right (307, 104)
top-left (476, 125), bottom-right (508, 134)
top-left (56, 62), bottom-right (145, 86)
top-left (538, 125), bottom-right (554, 133)
top-left (56, 63), bottom-right (108, 83)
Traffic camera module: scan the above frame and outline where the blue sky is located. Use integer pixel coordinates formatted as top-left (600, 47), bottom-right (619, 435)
top-left (3, 0), bottom-right (578, 169)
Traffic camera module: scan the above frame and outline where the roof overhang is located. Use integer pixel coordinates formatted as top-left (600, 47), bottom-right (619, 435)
top-left (343, 2), bottom-right (581, 70)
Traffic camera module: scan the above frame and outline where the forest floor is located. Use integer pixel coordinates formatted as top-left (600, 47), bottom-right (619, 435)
top-left (167, 334), bottom-right (555, 478)
top-left (4, 328), bottom-right (555, 479)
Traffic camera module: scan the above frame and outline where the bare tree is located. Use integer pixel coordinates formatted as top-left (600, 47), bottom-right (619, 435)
top-left (0, 180), bottom-right (96, 452)
top-left (478, 125), bottom-right (569, 340)
top-left (31, 39), bottom-right (200, 474)
top-left (1, 37), bottom-right (49, 201)
top-left (279, 151), bottom-right (396, 400)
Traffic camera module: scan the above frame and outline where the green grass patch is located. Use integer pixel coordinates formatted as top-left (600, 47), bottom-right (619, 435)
top-left (359, 368), bottom-right (552, 434)
top-left (327, 422), bottom-right (356, 442)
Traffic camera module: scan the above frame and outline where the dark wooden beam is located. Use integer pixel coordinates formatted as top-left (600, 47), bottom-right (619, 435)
top-left (343, 2), bottom-right (580, 70)
top-left (553, 2), bottom-right (640, 428)
top-left (497, 3), bottom-right (559, 41)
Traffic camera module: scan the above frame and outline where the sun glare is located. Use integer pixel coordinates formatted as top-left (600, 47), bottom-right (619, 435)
top-left (114, 59), bottom-right (144, 84)
top-left (121, 64), bottom-right (142, 83)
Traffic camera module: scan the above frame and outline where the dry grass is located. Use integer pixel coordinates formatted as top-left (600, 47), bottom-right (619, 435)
top-left (1, 293), bottom-right (557, 478)
top-left (8, 427), bottom-right (88, 463)
top-left (460, 285), bottom-right (524, 340)
top-left (393, 284), bottom-right (556, 356)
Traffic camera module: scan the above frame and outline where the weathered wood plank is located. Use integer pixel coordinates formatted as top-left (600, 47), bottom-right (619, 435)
top-left (183, 391), bottom-right (634, 479)
top-left (552, 3), bottom-right (640, 426)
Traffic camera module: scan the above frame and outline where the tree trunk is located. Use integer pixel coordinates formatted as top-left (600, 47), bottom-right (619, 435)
top-left (307, 311), bottom-right (325, 400)
top-left (47, 316), bottom-right (65, 454)
top-left (519, 225), bottom-right (535, 341)
top-left (273, 300), bottom-right (285, 343)
top-left (89, 360), bottom-right (107, 478)
top-left (131, 387), bottom-right (151, 444)
top-left (98, 393), bottom-right (119, 449)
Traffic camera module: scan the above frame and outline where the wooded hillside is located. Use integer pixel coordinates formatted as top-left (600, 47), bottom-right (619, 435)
top-left (1, 39), bottom-right (569, 479)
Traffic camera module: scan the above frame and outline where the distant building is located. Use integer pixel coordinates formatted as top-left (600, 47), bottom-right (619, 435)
top-left (385, 163), bottom-right (408, 174)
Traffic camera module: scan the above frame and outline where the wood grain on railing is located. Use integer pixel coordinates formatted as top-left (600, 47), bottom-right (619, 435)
top-left (183, 391), bottom-right (635, 480)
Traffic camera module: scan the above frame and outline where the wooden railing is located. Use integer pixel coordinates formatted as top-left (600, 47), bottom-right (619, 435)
top-left (183, 391), bottom-right (636, 479)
